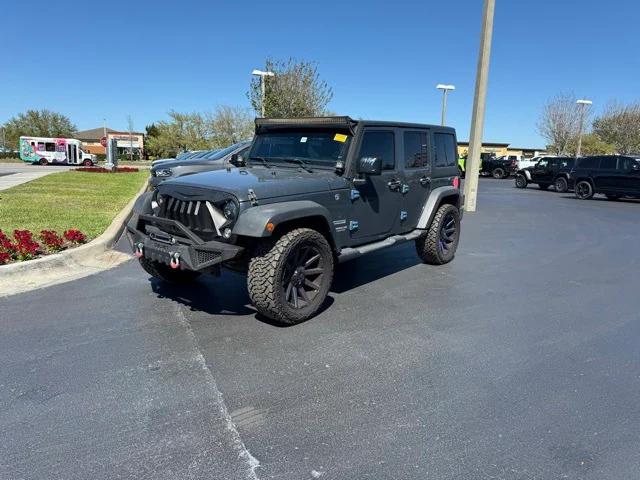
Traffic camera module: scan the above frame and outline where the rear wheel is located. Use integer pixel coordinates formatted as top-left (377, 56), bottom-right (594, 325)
top-left (492, 167), bottom-right (505, 179)
top-left (416, 204), bottom-right (461, 265)
top-left (247, 228), bottom-right (334, 325)
top-left (139, 258), bottom-right (201, 284)
top-left (514, 174), bottom-right (527, 189)
top-left (575, 180), bottom-right (594, 200)
top-left (554, 176), bottom-right (568, 193)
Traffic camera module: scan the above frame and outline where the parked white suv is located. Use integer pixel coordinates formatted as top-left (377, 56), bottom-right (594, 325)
top-left (517, 155), bottom-right (555, 170)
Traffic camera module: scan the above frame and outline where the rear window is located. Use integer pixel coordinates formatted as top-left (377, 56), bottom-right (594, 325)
top-left (434, 133), bottom-right (457, 167)
top-left (403, 131), bottom-right (429, 169)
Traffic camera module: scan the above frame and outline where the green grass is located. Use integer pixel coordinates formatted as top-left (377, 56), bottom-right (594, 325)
top-left (0, 170), bottom-right (148, 239)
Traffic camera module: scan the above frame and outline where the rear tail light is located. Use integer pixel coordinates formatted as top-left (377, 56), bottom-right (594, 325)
top-left (452, 176), bottom-right (460, 189)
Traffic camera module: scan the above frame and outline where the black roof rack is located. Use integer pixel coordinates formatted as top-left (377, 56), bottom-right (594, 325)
top-left (255, 116), bottom-right (357, 134)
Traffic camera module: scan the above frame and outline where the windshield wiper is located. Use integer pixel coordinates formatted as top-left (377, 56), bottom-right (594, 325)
top-left (248, 156), bottom-right (271, 168)
top-left (282, 157), bottom-right (313, 172)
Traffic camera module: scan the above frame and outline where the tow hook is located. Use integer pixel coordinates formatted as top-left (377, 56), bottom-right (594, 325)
top-left (169, 252), bottom-right (181, 269)
top-left (135, 242), bottom-right (144, 258)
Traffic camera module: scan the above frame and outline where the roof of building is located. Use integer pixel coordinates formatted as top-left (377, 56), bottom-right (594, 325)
top-left (457, 141), bottom-right (510, 147)
top-left (76, 127), bottom-right (144, 140)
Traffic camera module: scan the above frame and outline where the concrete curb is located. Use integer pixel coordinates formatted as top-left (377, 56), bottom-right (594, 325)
top-left (0, 180), bottom-right (149, 297)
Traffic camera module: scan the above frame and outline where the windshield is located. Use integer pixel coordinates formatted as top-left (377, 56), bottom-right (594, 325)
top-left (202, 143), bottom-right (247, 160)
top-left (248, 130), bottom-right (351, 167)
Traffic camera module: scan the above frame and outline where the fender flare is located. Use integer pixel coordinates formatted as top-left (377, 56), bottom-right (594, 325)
top-left (132, 191), bottom-right (154, 215)
top-left (416, 186), bottom-right (462, 229)
top-left (232, 200), bottom-right (334, 238)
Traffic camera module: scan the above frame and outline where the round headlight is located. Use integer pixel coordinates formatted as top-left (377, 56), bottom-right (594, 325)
top-left (155, 168), bottom-right (173, 177)
top-left (223, 200), bottom-right (238, 221)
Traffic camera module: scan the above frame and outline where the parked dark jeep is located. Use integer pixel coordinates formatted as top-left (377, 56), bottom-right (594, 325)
top-left (127, 117), bottom-right (463, 323)
top-left (514, 156), bottom-right (575, 192)
top-left (480, 153), bottom-right (516, 179)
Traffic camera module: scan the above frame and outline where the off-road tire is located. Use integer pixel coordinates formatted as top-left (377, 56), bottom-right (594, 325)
top-left (492, 167), bottom-right (505, 179)
top-left (247, 228), bottom-right (334, 325)
top-left (416, 204), bottom-right (461, 265)
top-left (139, 258), bottom-right (201, 284)
top-left (515, 174), bottom-right (527, 189)
top-left (554, 176), bottom-right (568, 193)
top-left (538, 183), bottom-right (550, 190)
top-left (575, 180), bottom-right (594, 200)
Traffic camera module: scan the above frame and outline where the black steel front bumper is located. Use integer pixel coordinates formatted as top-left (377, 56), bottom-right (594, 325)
top-left (126, 214), bottom-right (244, 272)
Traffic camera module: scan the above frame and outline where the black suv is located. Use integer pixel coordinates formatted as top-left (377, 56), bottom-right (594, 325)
top-left (127, 117), bottom-right (463, 323)
top-left (569, 155), bottom-right (640, 200)
top-left (514, 156), bottom-right (575, 192)
top-left (481, 153), bottom-right (516, 179)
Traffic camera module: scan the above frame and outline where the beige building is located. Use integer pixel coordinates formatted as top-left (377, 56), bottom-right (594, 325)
top-left (457, 141), bottom-right (546, 159)
top-left (76, 127), bottom-right (145, 157)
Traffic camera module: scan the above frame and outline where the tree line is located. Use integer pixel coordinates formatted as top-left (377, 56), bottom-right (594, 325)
top-left (0, 58), bottom-right (333, 158)
top-left (538, 93), bottom-right (640, 156)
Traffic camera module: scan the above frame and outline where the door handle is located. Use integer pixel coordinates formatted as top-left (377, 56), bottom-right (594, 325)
top-left (419, 176), bottom-right (431, 186)
top-left (387, 179), bottom-right (402, 191)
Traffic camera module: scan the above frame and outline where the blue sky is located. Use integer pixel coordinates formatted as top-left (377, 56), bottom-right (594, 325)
top-left (3, 0), bottom-right (638, 147)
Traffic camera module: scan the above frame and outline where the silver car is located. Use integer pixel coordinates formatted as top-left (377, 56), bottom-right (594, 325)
top-left (149, 142), bottom-right (251, 189)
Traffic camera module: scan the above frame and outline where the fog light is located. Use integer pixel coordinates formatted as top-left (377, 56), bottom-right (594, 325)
top-left (223, 227), bottom-right (232, 239)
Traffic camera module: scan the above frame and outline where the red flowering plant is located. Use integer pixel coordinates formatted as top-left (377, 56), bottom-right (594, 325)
top-left (11, 230), bottom-right (41, 261)
top-left (63, 229), bottom-right (87, 244)
top-left (39, 230), bottom-right (65, 252)
top-left (0, 228), bottom-right (88, 264)
top-left (74, 166), bottom-right (139, 173)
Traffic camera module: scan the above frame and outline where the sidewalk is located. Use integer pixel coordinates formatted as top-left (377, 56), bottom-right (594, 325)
top-left (0, 171), bottom-right (56, 191)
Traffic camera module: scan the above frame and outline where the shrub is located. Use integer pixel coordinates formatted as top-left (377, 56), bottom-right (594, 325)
top-left (39, 230), bottom-right (64, 252)
top-left (0, 228), bottom-right (88, 264)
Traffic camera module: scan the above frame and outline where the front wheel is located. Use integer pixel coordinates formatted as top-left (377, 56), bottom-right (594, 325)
top-left (82, 159), bottom-right (93, 167)
top-left (247, 228), bottom-right (334, 325)
top-left (139, 258), bottom-right (201, 284)
top-left (514, 174), bottom-right (527, 189)
top-left (416, 204), bottom-right (461, 265)
top-left (555, 177), bottom-right (568, 193)
top-left (38, 158), bottom-right (48, 165)
top-left (575, 180), bottom-right (594, 200)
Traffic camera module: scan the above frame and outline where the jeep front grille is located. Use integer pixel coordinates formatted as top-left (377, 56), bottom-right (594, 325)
top-left (159, 196), bottom-right (218, 239)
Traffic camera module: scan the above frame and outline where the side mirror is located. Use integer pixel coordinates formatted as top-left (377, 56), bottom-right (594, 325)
top-left (357, 156), bottom-right (382, 175)
top-left (230, 153), bottom-right (245, 167)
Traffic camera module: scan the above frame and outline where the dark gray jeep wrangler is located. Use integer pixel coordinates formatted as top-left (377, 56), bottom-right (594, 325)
top-left (127, 117), bottom-right (463, 324)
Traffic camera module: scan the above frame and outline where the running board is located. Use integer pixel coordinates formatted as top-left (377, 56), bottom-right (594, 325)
top-left (337, 229), bottom-right (423, 263)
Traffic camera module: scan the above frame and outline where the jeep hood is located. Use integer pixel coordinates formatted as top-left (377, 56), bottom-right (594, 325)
top-left (158, 166), bottom-right (346, 202)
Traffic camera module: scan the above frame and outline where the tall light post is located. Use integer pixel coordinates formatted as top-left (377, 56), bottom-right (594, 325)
top-left (576, 99), bottom-right (592, 158)
top-left (463, 0), bottom-right (495, 213)
top-left (436, 84), bottom-right (455, 126)
top-left (252, 69), bottom-right (275, 117)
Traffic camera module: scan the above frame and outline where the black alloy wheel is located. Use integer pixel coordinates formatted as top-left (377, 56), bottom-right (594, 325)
top-left (282, 243), bottom-right (326, 310)
top-left (575, 181), bottom-right (594, 200)
top-left (515, 174), bottom-right (527, 188)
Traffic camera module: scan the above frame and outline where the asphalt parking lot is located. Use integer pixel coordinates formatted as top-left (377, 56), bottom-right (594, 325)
top-left (2, 178), bottom-right (639, 480)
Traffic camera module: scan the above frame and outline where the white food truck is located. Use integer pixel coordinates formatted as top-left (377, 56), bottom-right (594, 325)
top-left (19, 136), bottom-right (96, 166)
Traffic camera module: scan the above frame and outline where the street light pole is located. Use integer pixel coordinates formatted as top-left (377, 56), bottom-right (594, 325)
top-left (252, 69), bottom-right (275, 117)
top-left (436, 84), bottom-right (455, 126)
top-left (576, 99), bottom-right (592, 158)
top-left (463, 0), bottom-right (496, 213)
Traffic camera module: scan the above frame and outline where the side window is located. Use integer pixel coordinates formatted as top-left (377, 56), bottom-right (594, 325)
top-left (37, 142), bottom-right (45, 151)
top-left (403, 130), bottom-right (429, 169)
top-left (45, 142), bottom-right (56, 152)
top-left (359, 131), bottom-right (395, 170)
top-left (434, 132), bottom-right (456, 167)
top-left (599, 157), bottom-right (617, 169)
top-left (578, 157), bottom-right (598, 169)
top-left (537, 159), bottom-right (549, 168)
